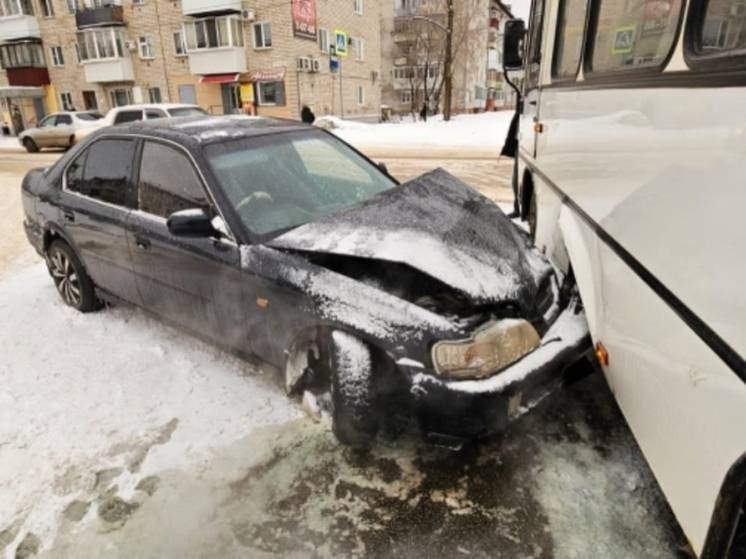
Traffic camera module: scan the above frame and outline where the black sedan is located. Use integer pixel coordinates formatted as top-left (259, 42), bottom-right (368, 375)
top-left (21, 116), bottom-right (591, 446)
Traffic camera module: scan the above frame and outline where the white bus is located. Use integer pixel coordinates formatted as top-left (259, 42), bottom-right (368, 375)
top-left (503, 1), bottom-right (746, 557)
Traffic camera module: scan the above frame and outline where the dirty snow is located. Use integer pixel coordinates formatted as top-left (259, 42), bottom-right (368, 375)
top-left (320, 111), bottom-right (514, 150)
top-left (0, 262), bottom-right (301, 557)
top-left (332, 330), bottom-right (373, 407)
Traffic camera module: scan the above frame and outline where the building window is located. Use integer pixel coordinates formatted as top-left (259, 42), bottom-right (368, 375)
top-left (60, 92), bottom-right (74, 111)
top-left (318, 27), bottom-right (329, 53)
top-left (74, 43), bottom-right (81, 63)
top-left (0, 42), bottom-right (45, 68)
top-left (353, 0), bottom-right (363, 15)
top-left (183, 15), bottom-right (244, 51)
top-left (65, 0), bottom-right (76, 14)
top-left (138, 36), bottom-right (154, 59)
top-left (257, 81), bottom-right (285, 106)
top-left (356, 85), bottom-right (364, 106)
top-left (77, 28), bottom-right (127, 61)
top-left (148, 87), bottom-right (162, 103)
top-left (173, 30), bottom-right (186, 56)
top-left (253, 22), bottom-right (272, 49)
top-left (0, 0), bottom-right (35, 17)
top-left (351, 37), bottom-right (364, 61)
top-left (50, 46), bottom-right (64, 66)
top-left (400, 90), bottom-right (412, 104)
top-left (132, 0), bottom-right (144, 4)
top-left (40, 0), bottom-right (54, 17)
top-left (109, 88), bottom-right (133, 107)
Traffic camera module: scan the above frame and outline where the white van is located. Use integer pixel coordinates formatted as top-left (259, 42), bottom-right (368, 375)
top-left (503, 1), bottom-right (746, 557)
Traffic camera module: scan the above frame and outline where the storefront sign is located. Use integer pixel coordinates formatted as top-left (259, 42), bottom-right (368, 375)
top-left (240, 83), bottom-right (254, 103)
top-left (334, 29), bottom-right (348, 57)
top-left (291, 0), bottom-right (317, 41)
top-left (248, 68), bottom-right (287, 83)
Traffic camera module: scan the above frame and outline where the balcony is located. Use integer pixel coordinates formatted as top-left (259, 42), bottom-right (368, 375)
top-left (6, 67), bottom-right (49, 86)
top-left (187, 47), bottom-right (245, 75)
top-left (181, 0), bottom-right (241, 16)
top-left (0, 15), bottom-right (39, 41)
top-left (83, 57), bottom-right (133, 82)
top-left (75, 4), bottom-right (124, 29)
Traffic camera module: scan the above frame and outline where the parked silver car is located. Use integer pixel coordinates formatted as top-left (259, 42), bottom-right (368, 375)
top-left (18, 111), bottom-right (103, 153)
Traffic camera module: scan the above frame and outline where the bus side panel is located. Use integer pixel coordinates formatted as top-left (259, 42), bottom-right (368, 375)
top-left (557, 207), bottom-right (746, 555)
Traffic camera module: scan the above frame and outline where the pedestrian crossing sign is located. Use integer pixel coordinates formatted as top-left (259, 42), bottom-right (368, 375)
top-left (334, 29), bottom-right (348, 57)
top-left (612, 25), bottom-right (636, 54)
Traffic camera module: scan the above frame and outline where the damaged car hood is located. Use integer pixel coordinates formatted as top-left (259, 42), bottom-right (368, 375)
top-left (269, 168), bottom-right (553, 305)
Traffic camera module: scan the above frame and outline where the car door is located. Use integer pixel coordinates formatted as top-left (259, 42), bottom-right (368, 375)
top-left (51, 113), bottom-right (74, 147)
top-left (126, 139), bottom-right (246, 349)
top-left (59, 137), bottom-right (141, 304)
top-left (33, 115), bottom-right (57, 147)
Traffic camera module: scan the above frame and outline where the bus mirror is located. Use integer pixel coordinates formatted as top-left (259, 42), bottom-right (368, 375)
top-left (503, 19), bottom-right (526, 71)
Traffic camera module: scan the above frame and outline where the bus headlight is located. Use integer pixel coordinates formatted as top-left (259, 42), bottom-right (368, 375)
top-left (432, 319), bottom-right (541, 380)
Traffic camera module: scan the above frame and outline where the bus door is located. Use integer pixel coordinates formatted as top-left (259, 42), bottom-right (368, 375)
top-left (520, 0), bottom-right (547, 159)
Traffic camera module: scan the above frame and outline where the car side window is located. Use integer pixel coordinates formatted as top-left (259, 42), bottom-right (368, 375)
top-left (56, 114), bottom-right (72, 126)
top-left (138, 141), bottom-right (210, 218)
top-left (65, 151), bottom-right (87, 193)
top-left (145, 110), bottom-right (166, 119)
top-left (78, 139), bottom-right (136, 207)
top-left (39, 116), bottom-right (55, 127)
top-left (113, 110), bottom-right (144, 125)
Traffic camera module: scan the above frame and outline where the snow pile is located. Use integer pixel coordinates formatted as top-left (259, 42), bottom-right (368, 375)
top-left (323, 111), bottom-right (514, 149)
top-left (0, 263), bottom-right (301, 556)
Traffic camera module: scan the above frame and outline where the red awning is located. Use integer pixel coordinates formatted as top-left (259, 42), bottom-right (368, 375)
top-left (199, 73), bottom-right (239, 84)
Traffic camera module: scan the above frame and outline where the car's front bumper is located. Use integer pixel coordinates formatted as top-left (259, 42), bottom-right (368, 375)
top-left (404, 301), bottom-right (594, 443)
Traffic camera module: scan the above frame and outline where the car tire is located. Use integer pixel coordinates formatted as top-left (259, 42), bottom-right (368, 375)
top-left (46, 240), bottom-right (100, 313)
top-left (329, 331), bottom-right (379, 447)
top-left (23, 138), bottom-right (39, 153)
top-left (66, 135), bottom-right (76, 149)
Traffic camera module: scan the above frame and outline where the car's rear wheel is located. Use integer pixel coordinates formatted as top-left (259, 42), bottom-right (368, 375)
top-left (23, 138), bottom-right (39, 153)
top-left (330, 331), bottom-right (379, 447)
top-left (46, 240), bottom-right (100, 312)
top-left (66, 135), bottom-right (76, 149)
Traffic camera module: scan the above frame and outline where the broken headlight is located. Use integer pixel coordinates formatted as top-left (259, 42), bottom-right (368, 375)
top-left (431, 319), bottom-right (541, 380)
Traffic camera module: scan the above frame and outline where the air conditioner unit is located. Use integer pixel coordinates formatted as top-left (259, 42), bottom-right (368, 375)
top-left (311, 59), bottom-right (321, 72)
top-left (297, 56), bottom-right (310, 71)
top-left (242, 8), bottom-right (255, 22)
top-left (731, 4), bottom-right (746, 16)
top-left (124, 40), bottom-right (136, 51)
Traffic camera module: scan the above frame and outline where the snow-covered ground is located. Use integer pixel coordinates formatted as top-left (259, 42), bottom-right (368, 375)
top-left (0, 135), bottom-right (20, 151)
top-left (322, 111), bottom-right (513, 151)
top-left (0, 263), bottom-right (301, 557)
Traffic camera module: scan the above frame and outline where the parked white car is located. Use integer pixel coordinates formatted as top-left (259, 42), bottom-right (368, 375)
top-left (18, 111), bottom-right (103, 152)
top-left (75, 103), bottom-right (208, 141)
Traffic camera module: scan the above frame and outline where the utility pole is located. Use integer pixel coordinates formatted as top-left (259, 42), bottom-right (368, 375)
top-left (443, 0), bottom-right (454, 121)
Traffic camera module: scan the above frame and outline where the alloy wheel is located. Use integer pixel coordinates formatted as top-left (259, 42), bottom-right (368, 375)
top-left (49, 250), bottom-right (81, 307)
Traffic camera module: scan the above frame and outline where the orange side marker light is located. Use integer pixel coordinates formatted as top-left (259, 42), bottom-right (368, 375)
top-left (595, 342), bottom-right (609, 366)
top-left (256, 297), bottom-right (269, 310)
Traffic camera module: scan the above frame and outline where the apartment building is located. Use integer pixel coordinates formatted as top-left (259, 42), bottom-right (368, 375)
top-left (380, 0), bottom-right (514, 116)
top-left (1, 0), bottom-right (383, 134)
top-left (487, 0), bottom-right (515, 109)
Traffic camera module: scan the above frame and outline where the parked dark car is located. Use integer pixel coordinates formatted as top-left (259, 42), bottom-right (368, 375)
top-left (21, 116), bottom-right (591, 446)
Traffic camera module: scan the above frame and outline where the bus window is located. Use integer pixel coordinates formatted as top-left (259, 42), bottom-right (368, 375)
top-left (553, 0), bottom-right (591, 79)
top-left (525, 0), bottom-right (546, 90)
top-left (699, 0), bottom-right (746, 53)
top-left (590, 0), bottom-right (683, 73)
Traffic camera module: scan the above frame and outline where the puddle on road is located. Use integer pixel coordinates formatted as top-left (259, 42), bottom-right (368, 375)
top-left (41, 375), bottom-right (687, 559)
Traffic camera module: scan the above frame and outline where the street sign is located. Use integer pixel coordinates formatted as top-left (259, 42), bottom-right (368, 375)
top-left (334, 29), bottom-right (348, 57)
top-left (330, 56), bottom-right (339, 73)
top-left (612, 25), bottom-right (636, 54)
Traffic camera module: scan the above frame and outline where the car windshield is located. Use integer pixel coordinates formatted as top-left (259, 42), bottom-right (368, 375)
top-left (169, 107), bottom-right (208, 117)
top-left (76, 112), bottom-right (103, 121)
top-left (205, 130), bottom-right (396, 237)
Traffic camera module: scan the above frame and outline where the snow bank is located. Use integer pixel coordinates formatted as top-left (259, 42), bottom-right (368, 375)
top-left (323, 111), bottom-right (514, 150)
top-left (0, 263), bottom-right (300, 557)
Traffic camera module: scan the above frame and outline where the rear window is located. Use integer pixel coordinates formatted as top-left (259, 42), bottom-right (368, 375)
top-left (698, 0), bottom-right (746, 53)
top-left (76, 112), bottom-right (103, 121)
top-left (113, 110), bottom-right (144, 125)
top-left (590, 0), bottom-right (683, 73)
top-left (168, 107), bottom-right (208, 117)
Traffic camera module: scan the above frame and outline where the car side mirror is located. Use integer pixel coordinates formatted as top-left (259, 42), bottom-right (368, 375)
top-left (503, 19), bottom-right (526, 71)
top-left (167, 208), bottom-right (217, 237)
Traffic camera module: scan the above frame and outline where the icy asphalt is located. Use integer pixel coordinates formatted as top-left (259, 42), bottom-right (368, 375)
top-left (0, 150), bottom-right (689, 558)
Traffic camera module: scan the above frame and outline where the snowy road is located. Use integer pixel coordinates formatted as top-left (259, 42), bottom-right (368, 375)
top-left (0, 147), bottom-right (688, 558)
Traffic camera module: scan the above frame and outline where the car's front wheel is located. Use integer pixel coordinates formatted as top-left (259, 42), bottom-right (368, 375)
top-left (23, 138), bottom-right (39, 153)
top-left (330, 331), bottom-right (379, 447)
top-left (46, 240), bottom-right (100, 312)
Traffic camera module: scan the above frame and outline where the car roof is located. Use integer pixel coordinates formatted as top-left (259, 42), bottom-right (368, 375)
top-left (109, 103), bottom-right (200, 112)
top-left (98, 115), bottom-right (311, 147)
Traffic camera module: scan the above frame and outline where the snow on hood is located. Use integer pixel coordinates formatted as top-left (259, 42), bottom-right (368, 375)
top-left (269, 168), bottom-right (552, 305)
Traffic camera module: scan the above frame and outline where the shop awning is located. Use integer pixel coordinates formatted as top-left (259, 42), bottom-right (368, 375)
top-left (0, 86), bottom-right (44, 99)
top-left (247, 68), bottom-right (286, 82)
top-left (199, 73), bottom-right (239, 84)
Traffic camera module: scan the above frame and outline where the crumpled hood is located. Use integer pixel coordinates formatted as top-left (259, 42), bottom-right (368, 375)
top-left (269, 168), bottom-right (553, 305)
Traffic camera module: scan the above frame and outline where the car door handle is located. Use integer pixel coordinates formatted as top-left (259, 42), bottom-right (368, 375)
top-left (134, 235), bottom-right (151, 250)
top-left (63, 210), bottom-right (75, 223)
